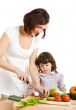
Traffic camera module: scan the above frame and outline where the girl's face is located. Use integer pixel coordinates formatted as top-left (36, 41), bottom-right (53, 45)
top-left (31, 24), bottom-right (48, 36)
top-left (39, 62), bottom-right (52, 74)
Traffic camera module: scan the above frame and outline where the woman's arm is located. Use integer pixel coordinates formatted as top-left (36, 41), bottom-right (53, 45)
top-left (0, 33), bottom-right (27, 81)
top-left (29, 49), bottom-right (40, 85)
top-left (0, 33), bottom-right (16, 72)
top-left (29, 49), bottom-right (45, 94)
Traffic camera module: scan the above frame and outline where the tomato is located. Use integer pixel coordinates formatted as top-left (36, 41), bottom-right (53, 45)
top-left (62, 94), bottom-right (70, 102)
top-left (51, 92), bottom-right (60, 97)
top-left (55, 96), bottom-right (62, 102)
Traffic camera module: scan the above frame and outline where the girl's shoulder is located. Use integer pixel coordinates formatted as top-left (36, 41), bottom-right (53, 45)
top-left (55, 72), bottom-right (64, 81)
top-left (55, 72), bottom-right (63, 76)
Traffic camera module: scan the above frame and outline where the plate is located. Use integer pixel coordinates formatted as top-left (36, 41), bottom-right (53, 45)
top-left (39, 99), bottom-right (71, 106)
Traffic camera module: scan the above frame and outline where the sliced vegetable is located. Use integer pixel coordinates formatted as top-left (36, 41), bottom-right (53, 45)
top-left (16, 96), bottom-right (39, 108)
top-left (49, 88), bottom-right (65, 96)
top-left (15, 101), bottom-right (26, 108)
top-left (47, 97), bottom-right (55, 101)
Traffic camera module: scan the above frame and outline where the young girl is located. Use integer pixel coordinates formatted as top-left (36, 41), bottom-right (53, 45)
top-left (35, 51), bottom-right (66, 92)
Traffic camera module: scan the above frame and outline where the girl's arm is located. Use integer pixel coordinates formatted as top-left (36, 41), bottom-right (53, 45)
top-left (58, 74), bottom-right (66, 92)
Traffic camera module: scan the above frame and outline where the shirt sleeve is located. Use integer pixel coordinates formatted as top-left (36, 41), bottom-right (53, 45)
top-left (33, 34), bottom-right (42, 49)
top-left (5, 27), bottom-right (17, 42)
top-left (56, 73), bottom-right (66, 91)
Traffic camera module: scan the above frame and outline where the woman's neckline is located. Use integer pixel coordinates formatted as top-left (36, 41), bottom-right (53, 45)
top-left (17, 26), bottom-right (34, 51)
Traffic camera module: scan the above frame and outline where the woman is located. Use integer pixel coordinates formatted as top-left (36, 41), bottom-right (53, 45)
top-left (0, 8), bottom-right (50, 96)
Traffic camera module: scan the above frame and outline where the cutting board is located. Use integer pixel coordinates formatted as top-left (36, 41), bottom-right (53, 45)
top-left (39, 99), bottom-right (71, 105)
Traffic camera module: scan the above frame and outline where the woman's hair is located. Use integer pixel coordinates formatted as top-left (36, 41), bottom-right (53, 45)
top-left (35, 52), bottom-right (57, 72)
top-left (23, 8), bottom-right (50, 38)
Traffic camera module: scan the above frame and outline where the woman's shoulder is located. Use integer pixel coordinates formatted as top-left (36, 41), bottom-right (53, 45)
top-left (4, 26), bottom-right (19, 40)
top-left (5, 26), bottom-right (19, 33)
top-left (32, 34), bottom-right (42, 49)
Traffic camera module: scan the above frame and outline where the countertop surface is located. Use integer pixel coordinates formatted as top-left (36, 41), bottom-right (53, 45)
top-left (14, 100), bottom-right (76, 110)
top-left (0, 99), bottom-right (76, 110)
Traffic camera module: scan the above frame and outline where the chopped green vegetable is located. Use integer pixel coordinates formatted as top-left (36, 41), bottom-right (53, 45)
top-left (16, 96), bottom-right (39, 108)
top-left (49, 88), bottom-right (65, 95)
top-left (16, 101), bottom-right (26, 108)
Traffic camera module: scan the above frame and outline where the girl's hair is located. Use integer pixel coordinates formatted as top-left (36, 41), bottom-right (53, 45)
top-left (35, 52), bottom-right (57, 72)
top-left (23, 8), bottom-right (50, 38)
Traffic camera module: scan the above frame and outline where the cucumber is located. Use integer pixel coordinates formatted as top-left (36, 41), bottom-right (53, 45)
top-left (8, 95), bottom-right (22, 102)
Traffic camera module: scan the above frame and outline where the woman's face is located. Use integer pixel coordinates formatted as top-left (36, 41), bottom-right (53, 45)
top-left (31, 24), bottom-right (48, 36)
top-left (39, 62), bottom-right (52, 73)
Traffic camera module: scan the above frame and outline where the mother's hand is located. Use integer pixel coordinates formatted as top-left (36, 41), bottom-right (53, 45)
top-left (36, 85), bottom-right (44, 93)
top-left (15, 67), bottom-right (29, 83)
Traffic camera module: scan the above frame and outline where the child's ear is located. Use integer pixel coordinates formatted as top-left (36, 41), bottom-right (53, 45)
top-left (38, 69), bottom-right (41, 72)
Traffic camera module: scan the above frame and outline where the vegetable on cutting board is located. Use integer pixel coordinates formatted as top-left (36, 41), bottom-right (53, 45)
top-left (15, 96), bottom-right (40, 108)
top-left (13, 88), bottom-right (71, 108)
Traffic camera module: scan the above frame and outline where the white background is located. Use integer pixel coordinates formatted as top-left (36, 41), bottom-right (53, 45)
top-left (0, 0), bottom-right (76, 92)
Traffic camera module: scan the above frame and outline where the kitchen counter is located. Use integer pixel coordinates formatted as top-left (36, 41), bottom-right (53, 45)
top-left (0, 99), bottom-right (76, 110)
top-left (14, 100), bottom-right (76, 110)
top-left (0, 99), bottom-right (14, 110)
